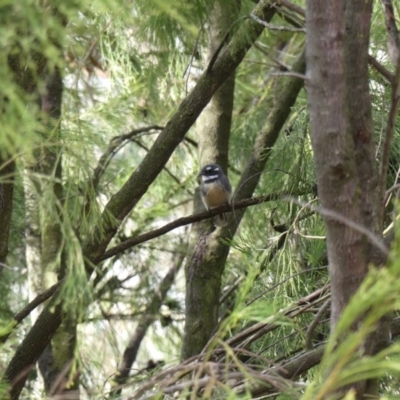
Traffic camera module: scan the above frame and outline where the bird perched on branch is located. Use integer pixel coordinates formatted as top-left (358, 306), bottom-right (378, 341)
top-left (198, 163), bottom-right (232, 227)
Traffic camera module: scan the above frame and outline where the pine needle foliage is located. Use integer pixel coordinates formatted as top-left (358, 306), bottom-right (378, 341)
top-left (2, 0), bottom-right (400, 398)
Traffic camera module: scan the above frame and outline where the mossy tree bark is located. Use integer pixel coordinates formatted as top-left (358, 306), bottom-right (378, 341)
top-left (5, 5), bottom-right (78, 396)
top-left (36, 67), bottom-right (79, 397)
top-left (181, 0), bottom-right (239, 360)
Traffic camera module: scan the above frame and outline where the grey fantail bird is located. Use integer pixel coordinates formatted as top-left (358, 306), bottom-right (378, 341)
top-left (198, 163), bottom-right (232, 227)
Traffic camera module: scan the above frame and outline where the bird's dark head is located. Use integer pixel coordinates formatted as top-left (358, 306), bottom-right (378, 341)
top-left (198, 164), bottom-right (222, 183)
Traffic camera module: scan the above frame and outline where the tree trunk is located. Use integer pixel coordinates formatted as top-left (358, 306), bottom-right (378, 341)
top-left (181, 44), bottom-right (306, 359)
top-left (306, 0), bottom-right (387, 396)
top-left (0, 158), bottom-right (15, 273)
top-left (181, 0), bottom-right (239, 360)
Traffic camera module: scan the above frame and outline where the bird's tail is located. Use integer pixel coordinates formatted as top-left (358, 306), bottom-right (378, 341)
top-left (213, 213), bottom-right (228, 227)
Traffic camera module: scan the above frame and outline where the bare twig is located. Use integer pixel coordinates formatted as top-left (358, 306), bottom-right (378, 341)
top-left (368, 55), bottom-right (394, 83)
top-left (275, 0), bottom-right (305, 17)
top-left (385, 183), bottom-right (400, 205)
top-left (288, 198), bottom-right (390, 256)
top-left (130, 138), bottom-right (189, 192)
top-left (91, 125), bottom-right (164, 190)
top-left (270, 71), bottom-right (307, 79)
top-left (219, 276), bottom-right (245, 305)
top-left (305, 299), bottom-right (330, 350)
top-left (224, 287), bottom-right (329, 349)
top-left (246, 266), bottom-right (328, 307)
top-left (250, 13), bottom-right (305, 32)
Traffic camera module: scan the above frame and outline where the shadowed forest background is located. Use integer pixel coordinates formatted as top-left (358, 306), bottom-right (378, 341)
top-left (1, 0), bottom-right (400, 399)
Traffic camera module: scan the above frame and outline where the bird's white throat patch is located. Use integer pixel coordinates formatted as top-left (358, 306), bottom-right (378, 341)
top-left (202, 174), bottom-right (218, 182)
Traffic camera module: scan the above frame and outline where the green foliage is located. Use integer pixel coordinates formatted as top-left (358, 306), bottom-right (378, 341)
top-left (2, 0), bottom-right (400, 398)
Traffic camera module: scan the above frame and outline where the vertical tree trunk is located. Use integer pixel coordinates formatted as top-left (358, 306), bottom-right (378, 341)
top-left (0, 158), bottom-right (15, 273)
top-left (37, 67), bottom-right (80, 397)
top-left (306, 0), bottom-right (386, 396)
top-left (181, 4), bottom-right (308, 360)
top-left (181, 0), bottom-right (239, 360)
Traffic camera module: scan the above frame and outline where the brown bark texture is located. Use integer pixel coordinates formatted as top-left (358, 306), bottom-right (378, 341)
top-left (306, 0), bottom-right (377, 329)
top-left (306, 0), bottom-right (386, 397)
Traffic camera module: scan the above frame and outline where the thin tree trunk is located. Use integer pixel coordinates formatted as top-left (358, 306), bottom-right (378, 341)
top-left (37, 67), bottom-right (80, 397)
top-left (182, 44), bottom-right (306, 359)
top-left (0, 158), bottom-right (15, 274)
top-left (181, 0), bottom-right (240, 360)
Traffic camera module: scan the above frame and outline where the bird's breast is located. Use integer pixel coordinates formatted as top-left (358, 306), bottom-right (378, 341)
top-left (202, 182), bottom-right (230, 208)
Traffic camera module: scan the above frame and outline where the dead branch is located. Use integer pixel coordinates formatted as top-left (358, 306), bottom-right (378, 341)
top-left (276, 0), bottom-right (305, 17)
top-left (129, 311), bottom-right (400, 400)
top-left (305, 299), bottom-right (330, 350)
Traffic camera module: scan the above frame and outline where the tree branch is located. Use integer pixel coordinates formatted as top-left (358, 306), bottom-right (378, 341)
top-left (276, 0), bottom-right (305, 17)
top-left (368, 55), bottom-right (394, 83)
top-left (250, 13), bottom-right (305, 32)
top-left (83, 0), bottom-right (277, 267)
top-left (100, 192), bottom-right (291, 261)
top-left (0, 281), bottom-right (62, 344)
top-left (91, 125), bottom-right (164, 190)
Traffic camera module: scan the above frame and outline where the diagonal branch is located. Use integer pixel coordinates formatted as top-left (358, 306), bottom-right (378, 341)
top-left (91, 125), bottom-right (164, 190)
top-left (100, 192), bottom-right (289, 261)
top-left (0, 281), bottom-right (62, 344)
top-left (276, 0), bottom-right (305, 17)
top-left (368, 54), bottom-right (395, 83)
